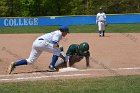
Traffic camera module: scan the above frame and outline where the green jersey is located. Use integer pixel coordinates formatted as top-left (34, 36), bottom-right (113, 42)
top-left (66, 44), bottom-right (90, 57)
top-left (66, 43), bottom-right (90, 67)
top-left (66, 44), bottom-right (79, 56)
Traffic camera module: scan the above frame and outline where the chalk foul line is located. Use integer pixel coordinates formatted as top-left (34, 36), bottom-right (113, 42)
top-left (0, 74), bottom-right (91, 81)
top-left (0, 67), bottom-right (140, 81)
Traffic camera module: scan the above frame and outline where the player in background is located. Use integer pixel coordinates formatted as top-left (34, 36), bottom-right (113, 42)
top-left (55, 42), bottom-right (90, 70)
top-left (96, 7), bottom-right (107, 37)
top-left (8, 26), bottom-right (69, 74)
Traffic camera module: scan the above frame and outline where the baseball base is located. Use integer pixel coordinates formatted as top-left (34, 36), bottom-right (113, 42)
top-left (59, 67), bottom-right (79, 72)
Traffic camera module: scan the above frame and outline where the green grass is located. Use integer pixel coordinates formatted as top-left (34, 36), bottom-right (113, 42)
top-left (106, 24), bottom-right (140, 33)
top-left (0, 75), bottom-right (140, 93)
top-left (0, 24), bottom-right (140, 34)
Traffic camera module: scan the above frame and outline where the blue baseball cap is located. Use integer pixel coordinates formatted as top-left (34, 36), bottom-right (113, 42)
top-left (60, 26), bottom-right (69, 33)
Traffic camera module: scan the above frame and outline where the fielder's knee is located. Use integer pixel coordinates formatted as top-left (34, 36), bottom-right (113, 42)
top-left (26, 59), bottom-right (35, 64)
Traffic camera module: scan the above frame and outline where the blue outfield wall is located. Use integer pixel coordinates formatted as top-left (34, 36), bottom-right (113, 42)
top-left (107, 14), bottom-right (140, 24)
top-left (0, 14), bottom-right (140, 27)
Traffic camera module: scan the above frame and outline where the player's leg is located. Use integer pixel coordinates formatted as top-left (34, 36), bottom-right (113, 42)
top-left (8, 46), bottom-right (42, 74)
top-left (43, 43), bottom-right (61, 71)
top-left (102, 22), bottom-right (105, 36)
top-left (49, 49), bottom-right (62, 71)
top-left (49, 55), bottom-right (59, 71)
top-left (55, 51), bottom-right (68, 69)
top-left (26, 48), bottom-right (42, 64)
top-left (98, 22), bottom-right (102, 37)
top-left (103, 30), bottom-right (105, 36)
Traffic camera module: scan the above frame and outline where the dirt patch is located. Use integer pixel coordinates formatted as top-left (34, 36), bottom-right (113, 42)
top-left (0, 58), bottom-right (2, 62)
top-left (0, 33), bottom-right (140, 82)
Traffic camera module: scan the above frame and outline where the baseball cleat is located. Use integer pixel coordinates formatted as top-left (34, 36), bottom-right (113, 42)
top-left (48, 65), bottom-right (57, 72)
top-left (8, 62), bottom-right (16, 74)
top-left (99, 34), bottom-right (102, 37)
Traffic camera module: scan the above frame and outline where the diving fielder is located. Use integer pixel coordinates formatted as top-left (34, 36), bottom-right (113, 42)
top-left (96, 7), bottom-right (107, 37)
top-left (55, 42), bottom-right (90, 70)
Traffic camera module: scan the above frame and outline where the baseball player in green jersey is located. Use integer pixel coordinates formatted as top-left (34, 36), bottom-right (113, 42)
top-left (55, 42), bottom-right (90, 70)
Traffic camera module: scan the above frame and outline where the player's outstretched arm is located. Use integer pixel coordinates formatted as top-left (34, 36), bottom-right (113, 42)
top-left (85, 52), bottom-right (90, 67)
top-left (85, 56), bottom-right (90, 67)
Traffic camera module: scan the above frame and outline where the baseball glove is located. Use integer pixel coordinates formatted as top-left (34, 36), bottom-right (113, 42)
top-left (59, 46), bottom-right (63, 51)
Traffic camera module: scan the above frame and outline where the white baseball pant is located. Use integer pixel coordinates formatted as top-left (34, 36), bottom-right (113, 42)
top-left (26, 38), bottom-right (61, 64)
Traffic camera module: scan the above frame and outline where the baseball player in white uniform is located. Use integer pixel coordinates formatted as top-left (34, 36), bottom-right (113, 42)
top-left (96, 8), bottom-right (107, 37)
top-left (8, 26), bottom-right (69, 74)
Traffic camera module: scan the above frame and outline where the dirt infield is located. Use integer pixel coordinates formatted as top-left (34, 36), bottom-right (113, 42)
top-left (0, 33), bottom-right (140, 82)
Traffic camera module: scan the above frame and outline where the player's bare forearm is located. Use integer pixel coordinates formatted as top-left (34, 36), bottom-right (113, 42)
top-left (85, 56), bottom-right (90, 67)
